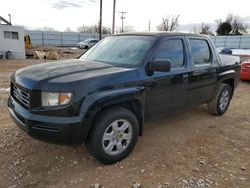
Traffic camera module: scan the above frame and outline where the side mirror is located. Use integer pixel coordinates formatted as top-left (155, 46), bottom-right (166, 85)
top-left (148, 59), bottom-right (171, 73)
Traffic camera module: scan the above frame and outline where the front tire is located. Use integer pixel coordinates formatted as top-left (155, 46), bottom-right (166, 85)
top-left (86, 107), bottom-right (139, 164)
top-left (208, 83), bottom-right (232, 116)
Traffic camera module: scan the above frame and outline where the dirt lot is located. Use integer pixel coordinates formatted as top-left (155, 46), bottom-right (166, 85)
top-left (0, 53), bottom-right (250, 188)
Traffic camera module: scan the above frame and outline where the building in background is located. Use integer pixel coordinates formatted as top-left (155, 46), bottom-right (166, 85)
top-left (0, 16), bottom-right (25, 59)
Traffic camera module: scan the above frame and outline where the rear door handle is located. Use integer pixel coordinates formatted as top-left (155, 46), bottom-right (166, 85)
top-left (192, 70), bottom-right (204, 76)
top-left (182, 74), bottom-right (189, 82)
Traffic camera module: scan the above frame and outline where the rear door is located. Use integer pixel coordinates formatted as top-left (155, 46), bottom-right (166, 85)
top-left (187, 37), bottom-right (217, 106)
top-left (145, 37), bottom-right (189, 119)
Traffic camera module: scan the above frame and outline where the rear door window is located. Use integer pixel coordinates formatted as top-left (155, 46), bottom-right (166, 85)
top-left (189, 39), bottom-right (211, 65)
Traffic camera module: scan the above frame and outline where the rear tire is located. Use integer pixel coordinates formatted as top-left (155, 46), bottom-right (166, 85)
top-left (208, 83), bottom-right (232, 116)
top-left (86, 107), bottom-right (139, 164)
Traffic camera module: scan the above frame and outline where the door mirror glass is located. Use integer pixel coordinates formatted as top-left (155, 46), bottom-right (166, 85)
top-left (149, 59), bottom-right (171, 73)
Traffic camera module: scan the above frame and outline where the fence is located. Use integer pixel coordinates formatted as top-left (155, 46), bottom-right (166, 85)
top-left (26, 30), bottom-right (250, 49)
top-left (26, 30), bottom-right (108, 47)
top-left (210, 35), bottom-right (250, 49)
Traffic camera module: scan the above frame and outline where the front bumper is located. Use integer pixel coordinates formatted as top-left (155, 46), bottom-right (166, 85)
top-left (8, 96), bottom-right (84, 144)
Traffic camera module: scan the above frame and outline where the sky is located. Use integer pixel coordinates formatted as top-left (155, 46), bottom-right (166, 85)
top-left (0, 0), bottom-right (250, 32)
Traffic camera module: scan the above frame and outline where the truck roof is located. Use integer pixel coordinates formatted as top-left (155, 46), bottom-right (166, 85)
top-left (114, 32), bottom-right (203, 37)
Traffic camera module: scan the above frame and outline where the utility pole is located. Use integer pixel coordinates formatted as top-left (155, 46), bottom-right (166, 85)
top-left (99, 0), bottom-right (103, 40)
top-left (148, 20), bottom-right (151, 32)
top-left (112, 0), bottom-right (116, 34)
top-left (119, 11), bottom-right (127, 33)
top-left (8, 14), bottom-right (12, 25)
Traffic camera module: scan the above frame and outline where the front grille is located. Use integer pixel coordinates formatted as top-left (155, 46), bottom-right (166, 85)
top-left (12, 84), bottom-right (30, 108)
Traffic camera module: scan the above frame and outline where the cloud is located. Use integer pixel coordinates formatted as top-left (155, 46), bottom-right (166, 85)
top-left (176, 23), bottom-right (217, 32)
top-left (87, 0), bottom-right (97, 3)
top-left (52, 0), bottom-right (84, 9)
top-left (243, 16), bottom-right (250, 24)
top-left (50, 0), bottom-right (97, 10)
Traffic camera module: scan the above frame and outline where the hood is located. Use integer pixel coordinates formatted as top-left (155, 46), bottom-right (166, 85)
top-left (13, 59), bottom-right (136, 91)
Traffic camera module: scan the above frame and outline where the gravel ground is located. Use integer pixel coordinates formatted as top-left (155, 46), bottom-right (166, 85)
top-left (0, 57), bottom-right (249, 188)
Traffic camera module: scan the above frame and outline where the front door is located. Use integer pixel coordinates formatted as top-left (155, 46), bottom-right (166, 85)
top-left (144, 37), bottom-right (189, 120)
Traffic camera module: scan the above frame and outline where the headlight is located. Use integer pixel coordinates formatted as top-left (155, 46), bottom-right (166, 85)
top-left (41, 92), bottom-right (72, 106)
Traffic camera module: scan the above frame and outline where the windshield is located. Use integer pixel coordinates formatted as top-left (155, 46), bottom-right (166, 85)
top-left (80, 36), bottom-right (154, 66)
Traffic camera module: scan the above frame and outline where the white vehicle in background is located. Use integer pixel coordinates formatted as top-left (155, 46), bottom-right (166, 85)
top-left (77, 38), bottom-right (98, 49)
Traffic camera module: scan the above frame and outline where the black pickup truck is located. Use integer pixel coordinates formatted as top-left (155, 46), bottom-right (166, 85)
top-left (8, 32), bottom-right (240, 164)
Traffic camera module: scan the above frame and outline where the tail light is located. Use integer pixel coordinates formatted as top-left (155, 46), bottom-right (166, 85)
top-left (241, 62), bottom-right (250, 72)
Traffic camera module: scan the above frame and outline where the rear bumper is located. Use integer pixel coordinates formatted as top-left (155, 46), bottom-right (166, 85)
top-left (240, 72), bottom-right (250, 80)
top-left (8, 96), bottom-right (85, 144)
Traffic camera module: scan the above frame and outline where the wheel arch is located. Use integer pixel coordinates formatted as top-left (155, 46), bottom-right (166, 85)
top-left (78, 87), bottom-right (145, 142)
top-left (222, 78), bottom-right (234, 97)
top-left (217, 70), bottom-right (236, 98)
top-left (92, 98), bottom-right (144, 133)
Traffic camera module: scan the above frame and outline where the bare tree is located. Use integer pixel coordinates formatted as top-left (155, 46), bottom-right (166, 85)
top-left (14, 24), bottom-right (28, 30)
top-left (64, 27), bottom-right (72, 32)
top-left (36, 27), bottom-right (56, 31)
top-left (77, 25), bottom-right (111, 34)
top-left (216, 14), bottom-right (248, 35)
top-left (226, 14), bottom-right (248, 35)
top-left (200, 23), bottom-right (213, 35)
top-left (192, 26), bottom-right (199, 34)
top-left (157, 15), bottom-right (180, 31)
top-left (124, 25), bottom-right (135, 33)
top-left (77, 25), bottom-right (93, 33)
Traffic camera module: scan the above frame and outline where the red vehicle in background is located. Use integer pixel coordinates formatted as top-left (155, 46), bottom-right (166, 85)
top-left (241, 61), bottom-right (250, 80)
